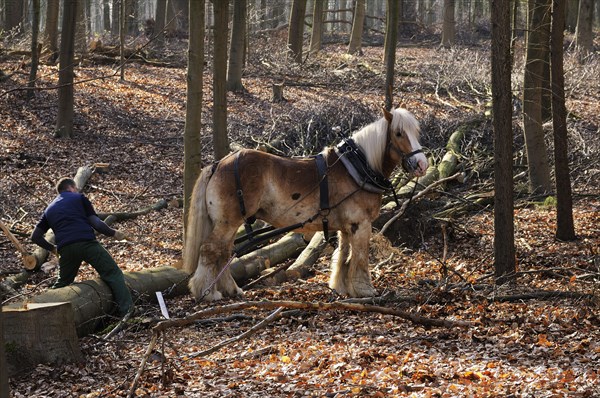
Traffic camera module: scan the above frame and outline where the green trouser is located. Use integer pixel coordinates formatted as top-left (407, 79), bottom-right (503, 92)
top-left (54, 240), bottom-right (133, 316)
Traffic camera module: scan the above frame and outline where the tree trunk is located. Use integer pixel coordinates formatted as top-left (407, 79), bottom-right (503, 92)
top-left (155, 0), bottom-right (167, 47)
top-left (55, 0), bottom-right (77, 138)
top-left (384, 0), bottom-right (399, 110)
top-left (227, 0), bottom-right (247, 92)
top-left (183, 0), bottom-right (205, 232)
top-left (491, 0), bottom-right (516, 284)
top-left (550, 0), bottom-right (576, 241)
top-left (566, 0), bottom-right (579, 32)
top-left (44, 0), bottom-right (60, 62)
top-left (213, 0), bottom-right (230, 160)
top-left (4, 0), bottom-right (23, 32)
top-left (309, 0), bottom-right (324, 55)
top-left (523, 0), bottom-right (552, 194)
top-left (575, 0), bottom-right (593, 60)
top-left (27, 0), bottom-right (41, 101)
top-left (0, 306), bottom-right (8, 397)
top-left (103, 0), bottom-right (111, 32)
top-left (441, 0), bottom-right (456, 48)
top-left (75, 0), bottom-right (88, 57)
top-left (348, 0), bottom-right (365, 55)
top-left (287, 0), bottom-right (307, 63)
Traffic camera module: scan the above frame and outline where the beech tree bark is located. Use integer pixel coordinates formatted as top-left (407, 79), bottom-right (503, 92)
top-left (309, 0), bottom-right (324, 55)
top-left (183, 0), bottom-right (205, 231)
top-left (55, 0), bottom-right (77, 138)
top-left (491, 0), bottom-right (516, 283)
top-left (213, 0), bottom-right (231, 160)
top-left (227, 0), bottom-right (247, 92)
top-left (522, 0), bottom-right (552, 194)
top-left (348, 0), bottom-right (365, 55)
top-left (287, 0), bottom-right (307, 63)
top-left (551, 0), bottom-right (576, 241)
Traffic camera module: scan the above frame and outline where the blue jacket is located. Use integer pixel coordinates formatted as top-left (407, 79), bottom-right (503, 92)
top-left (32, 192), bottom-right (113, 250)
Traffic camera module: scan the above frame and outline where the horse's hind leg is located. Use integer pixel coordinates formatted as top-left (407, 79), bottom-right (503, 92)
top-left (342, 222), bottom-right (378, 297)
top-left (189, 224), bottom-right (242, 301)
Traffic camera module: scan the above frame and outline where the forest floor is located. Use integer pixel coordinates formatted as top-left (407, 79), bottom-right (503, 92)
top-left (1, 33), bottom-right (600, 397)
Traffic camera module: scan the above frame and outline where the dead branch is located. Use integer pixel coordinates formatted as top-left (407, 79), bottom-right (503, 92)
top-left (379, 173), bottom-right (461, 235)
top-left (153, 300), bottom-right (472, 333)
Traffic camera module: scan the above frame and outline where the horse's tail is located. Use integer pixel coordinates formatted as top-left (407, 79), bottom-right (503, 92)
top-left (183, 167), bottom-right (214, 275)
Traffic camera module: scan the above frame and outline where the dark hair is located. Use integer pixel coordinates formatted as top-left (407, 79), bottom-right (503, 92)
top-left (56, 178), bottom-right (77, 193)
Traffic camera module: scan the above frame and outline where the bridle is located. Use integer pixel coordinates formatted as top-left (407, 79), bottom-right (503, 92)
top-left (385, 119), bottom-right (424, 170)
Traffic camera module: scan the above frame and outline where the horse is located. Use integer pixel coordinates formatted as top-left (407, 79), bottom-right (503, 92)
top-left (183, 107), bottom-right (428, 301)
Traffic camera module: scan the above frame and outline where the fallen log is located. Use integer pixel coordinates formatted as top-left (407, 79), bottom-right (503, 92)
top-left (4, 266), bottom-right (189, 337)
top-left (286, 231), bottom-right (327, 280)
top-left (230, 232), bottom-right (307, 284)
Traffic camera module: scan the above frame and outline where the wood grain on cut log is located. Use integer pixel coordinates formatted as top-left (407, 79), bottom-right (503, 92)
top-left (3, 302), bottom-right (82, 377)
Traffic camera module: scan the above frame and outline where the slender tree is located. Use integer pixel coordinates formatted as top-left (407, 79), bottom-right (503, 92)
top-left (227, 0), bottom-right (247, 92)
top-left (155, 0), bottom-right (168, 47)
top-left (44, 0), bottom-right (60, 62)
top-left (287, 0), bottom-right (307, 63)
top-left (183, 0), bottom-right (205, 230)
top-left (491, 0), bottom-right (516, 283)
top-left (0, 307), bottom-right (8, 397)
top-left (27, 0), bottom-right (41, 101)
top-left (309, 0), bottom-right (324, 55)
top-left (523, 0), bottom-right (552, 194)
top-left (103, 0), bottom-right (111, 32)
top-left (55, 0), bottom-right (78, 138)
top-left (441, 0), bottom-right (456, 48)
top-left (213, 0), bottom-right (230, 160)
top-left (550, 0), bottom-right (576, 241)
top-left (348, 0), bottom-right (366, 55)
top-left (575, 0), bottom-right (593, 61)
top-left (384, 0), bottom-right (399, 111)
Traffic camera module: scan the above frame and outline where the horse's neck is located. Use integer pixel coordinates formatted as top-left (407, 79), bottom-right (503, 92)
top-left (381, 152), bottom-right (398, 178)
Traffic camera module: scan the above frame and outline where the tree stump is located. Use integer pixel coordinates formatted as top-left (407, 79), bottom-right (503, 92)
top-left (3, 302), bottom-right (82, 377)
top-left (272, 83), bottom-right (286, 102)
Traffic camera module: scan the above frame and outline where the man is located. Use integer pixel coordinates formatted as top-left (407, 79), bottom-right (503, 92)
top-left (31, 177), bottom-right (133, 317)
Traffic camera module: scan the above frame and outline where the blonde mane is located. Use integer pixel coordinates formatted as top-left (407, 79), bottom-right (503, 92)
top-left (351, 108), bottom-right (420, 173)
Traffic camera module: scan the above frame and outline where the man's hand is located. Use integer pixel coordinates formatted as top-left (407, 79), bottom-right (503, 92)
top-left (113, 230), bottom-right (130, 241)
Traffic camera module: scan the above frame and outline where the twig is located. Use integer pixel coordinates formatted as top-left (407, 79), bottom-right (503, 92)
top-left (379, 173), bottom-right (461, 235)
top-left (152, 300), bottom-right (473, 333)
top-left (128, 331), bottom-right (160, 398)
top-left (186, 307), bottom-right (285, 359)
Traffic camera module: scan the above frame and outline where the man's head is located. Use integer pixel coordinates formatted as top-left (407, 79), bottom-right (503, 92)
top-left (56, 178), bottom-right (78, 194)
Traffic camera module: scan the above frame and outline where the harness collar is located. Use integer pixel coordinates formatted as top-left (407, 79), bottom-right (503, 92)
top-left (335, 138), bottom-right (393, 194)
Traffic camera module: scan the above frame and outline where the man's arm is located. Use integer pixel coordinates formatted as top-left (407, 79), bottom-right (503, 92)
top-left (88, 215), bottom-right (116, 237)
top-left (31, 224), bottom-right (56, 252)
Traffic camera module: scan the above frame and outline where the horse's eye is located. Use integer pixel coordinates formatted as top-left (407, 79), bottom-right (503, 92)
top-left (396, 131), bottom-right (403, 137)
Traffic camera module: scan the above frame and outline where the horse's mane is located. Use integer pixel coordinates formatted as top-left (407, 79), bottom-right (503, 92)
top-left (351, 108), bottom-right (420, 173)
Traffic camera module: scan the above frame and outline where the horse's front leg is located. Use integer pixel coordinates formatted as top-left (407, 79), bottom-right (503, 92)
top-left (329, 222), bottom-right (377, 297)
top-left (330, 231), bottom-right (351, 295)
top-left (344, 221), bottom-right (377, 297)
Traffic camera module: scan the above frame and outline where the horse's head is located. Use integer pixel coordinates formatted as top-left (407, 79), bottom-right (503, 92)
top-left (383, 107), bottom-right (428, 177)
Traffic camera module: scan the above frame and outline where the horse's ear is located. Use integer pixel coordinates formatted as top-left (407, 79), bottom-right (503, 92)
top-left (383, 108), bottom-right (393, 123)
top-left (396, 102), bottom-right (406, 109)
